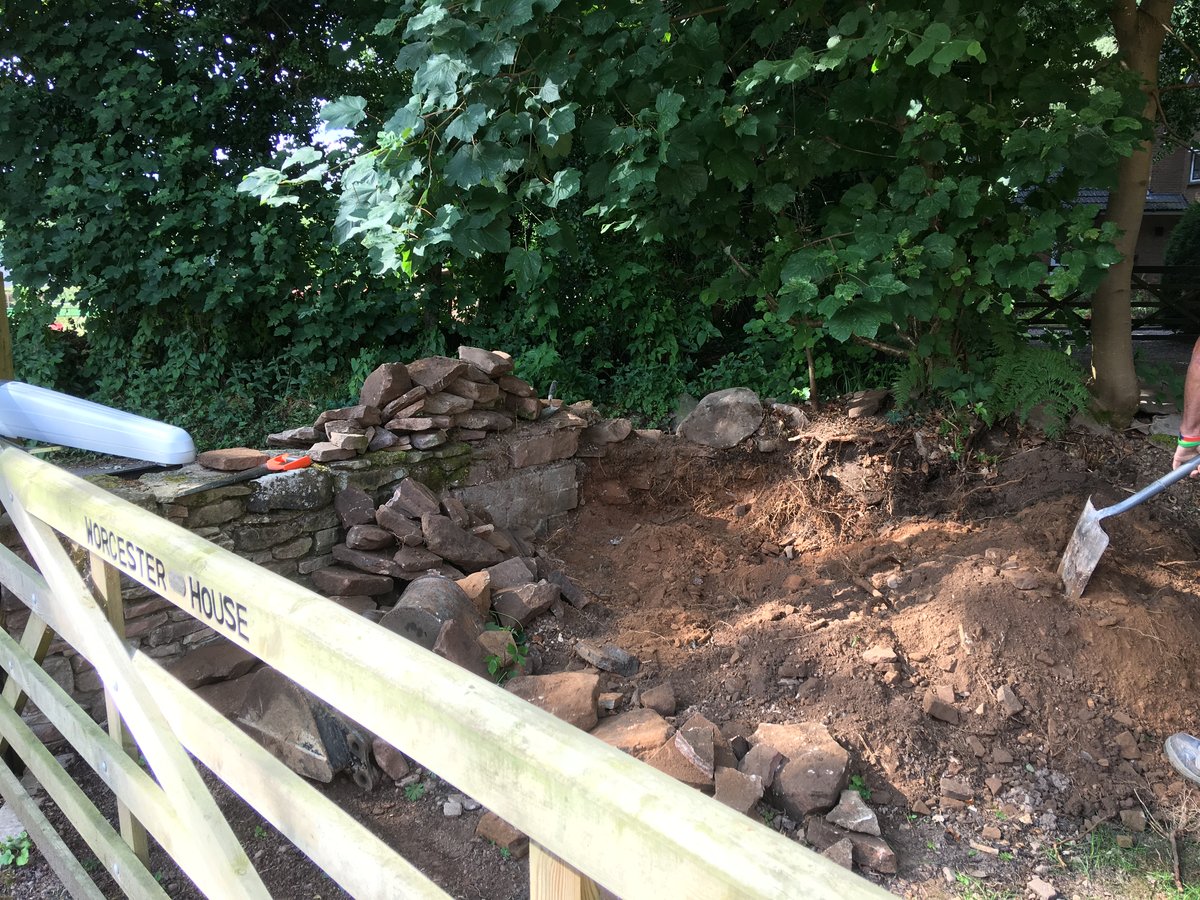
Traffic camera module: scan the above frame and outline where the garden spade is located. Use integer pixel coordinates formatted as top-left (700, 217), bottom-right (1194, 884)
top-left (1058, 453), bottom-right (1200, 600)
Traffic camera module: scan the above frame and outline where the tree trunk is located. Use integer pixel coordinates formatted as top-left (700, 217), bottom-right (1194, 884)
top-left (1091, 0), bottom-right (1173, 424)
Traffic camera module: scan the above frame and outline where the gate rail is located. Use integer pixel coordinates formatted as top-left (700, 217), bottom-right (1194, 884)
top-left (0, 442), bottom-right (887, 898)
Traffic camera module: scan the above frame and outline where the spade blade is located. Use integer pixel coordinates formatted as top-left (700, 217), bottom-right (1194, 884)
top-left (1057, 498), bottom-right (1109, 601)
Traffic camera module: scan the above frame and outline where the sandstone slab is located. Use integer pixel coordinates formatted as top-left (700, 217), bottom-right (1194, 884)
top-left (166, 639), bottom-right (259, 688)
top-left (475, 812), bottom-right (528, 858)
top-left (432, 618), bottom-right (489, 678)
top-left (509, 429), bottom-right (579, 469)
top-left (738, 743), bottom-right (787, 789)
top-left (506, 672), bottom-right (600, 731)
top-left (408, 357), bottom-right (468, 394)
top-left (922, 689), bottom-right (960, 724)
top-left (336, 489), bottom-right (376, 532)
top-left (457, 346), bottom-right (513, 377)
top-left (346, 524), bottom-right (395, 551)
top-left (312, 566), bottom-right (393, 597)
top-left (268, 426), bottom-right (321, 448)
top-left (677, 388), bottom-right (763, 450)
top-left (574, 640), bottom-right (640, 677)
top-left (372, 738), bottom-right (412, 782)
top-left (826, 789), bottom-right (881, 836)
top-left (714, 766), bottom-right (763, 814)
top-left (197, 448), bottom-right (269, 472)
top-left (645, 734), bottom-right (714, 791)
top-left (423, 514), bottom-right (505, 571)
top-left (750, 722), bottom-right (849, 817)
top-left (805, 818), bottom-right (897, 874)
top-left (359, 363), bottom-right (412, 409)
top-left (332, 544), bottom-right (403, 577)
top-left (457, 571), bottom-right (492, 618)
top-left (446, 378), bottom-right (501, 404)
top-left (492, 581), bottom-right (560, 626)
top-left (590, 708), bottom-right (674, 757)
top-left (235, 668), bottom-right (354, 783)
top-left (640, 682), bottom-right (676, 716)
top-left (379, 576), bottom-right (483, 650)
top-left (391, 478), bottom-right (442, 519)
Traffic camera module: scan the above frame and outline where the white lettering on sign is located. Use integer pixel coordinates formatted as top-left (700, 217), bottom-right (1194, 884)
top-left (83, 516), bottom-right (249, 643)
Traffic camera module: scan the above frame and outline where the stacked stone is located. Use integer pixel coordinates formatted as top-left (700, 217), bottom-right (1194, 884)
top-left (312, 476), bottom-right (587, 632)
top-left (266, 347), bottom-right (555, 463)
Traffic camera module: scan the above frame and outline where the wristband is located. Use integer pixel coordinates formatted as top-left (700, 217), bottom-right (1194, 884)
top-left (1179, 438), bottom-right (1200, 448)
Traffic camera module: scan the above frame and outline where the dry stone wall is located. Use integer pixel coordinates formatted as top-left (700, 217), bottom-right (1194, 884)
top-left (0, 347), bottom-right (606, 746)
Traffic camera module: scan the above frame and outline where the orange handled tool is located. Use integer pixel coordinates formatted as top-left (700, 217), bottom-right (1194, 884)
top-left (265, 454), bottom-right (313, 472)
top-left (178, 453), bottom-right (312, 496)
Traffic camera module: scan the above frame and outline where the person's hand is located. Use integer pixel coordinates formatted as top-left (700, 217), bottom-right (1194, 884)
top-left (1174, 441), bottom-right (1200, 475)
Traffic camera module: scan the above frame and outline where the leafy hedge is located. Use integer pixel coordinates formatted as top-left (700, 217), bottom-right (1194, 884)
top-left (2, 1), bottom-right (1146, 445)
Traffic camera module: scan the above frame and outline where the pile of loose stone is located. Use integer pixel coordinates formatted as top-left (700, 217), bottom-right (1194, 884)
top-left (310, 473), bottom-right (576, 626)
top-left (266, 347), bottom-right (556, 461)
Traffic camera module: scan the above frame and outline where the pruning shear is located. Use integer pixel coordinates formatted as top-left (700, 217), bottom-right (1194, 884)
top-left (178, 453), bottom-right (312, 497)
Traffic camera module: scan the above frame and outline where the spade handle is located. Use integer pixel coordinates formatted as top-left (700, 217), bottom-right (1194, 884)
top-left (1095, 453), bottom-right (1200, 520)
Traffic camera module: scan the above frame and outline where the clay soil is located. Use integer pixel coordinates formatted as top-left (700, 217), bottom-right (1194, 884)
top-left (8, 414), bottom-right (1200, 899)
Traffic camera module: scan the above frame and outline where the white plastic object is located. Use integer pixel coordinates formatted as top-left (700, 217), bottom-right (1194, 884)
top-left (0, 381), bottom-right (196, 465)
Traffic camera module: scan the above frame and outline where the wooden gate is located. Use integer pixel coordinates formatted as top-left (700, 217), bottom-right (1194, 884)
top-left (0, 441), bottom-right (888, 899)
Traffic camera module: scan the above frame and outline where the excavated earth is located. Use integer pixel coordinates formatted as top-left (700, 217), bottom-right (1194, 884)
top-left (8, 413), bottom-right (1200, 899)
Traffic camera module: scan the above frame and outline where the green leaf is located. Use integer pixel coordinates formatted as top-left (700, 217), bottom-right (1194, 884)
top-left (841, 183), bottom-right (877, 210)
top-left (289, 163), bottom-right (328, 184)
top-left (545, 168), bottom-right (580, 207)
top-left (931, 39), bottom-right (971, 72)
top-left (395, 42), bottom-right (432, 73)
top-left (825, 304), bottom-right (892, 342)
top-left (757, 183), bottom-right (794, 213)
top-left (383, 105), bottom-right (423, 138)
top-left (281, 147), bottom-right (322, 172)
top-left (320, 97), bottom-right (368, 130)
top-left (444, 104), bottom-right (490, 143)
top-left (506, 246), bottom-right (543, 293)
top-left (924, 22), bottom-right (952, 44)
top-left (494, 0), bottom-right (535, 28)
top-left (536, 106), bottom-right (576, 147)
top-left (923, 233), bottom-right (956, 267)
top-left (655, 89), bottom-right (685, 133)
top-left (445, 146), bottom-right (484, 187)
top-left (413, 54), bottom-right (469, 108)
top-left (709, 149), bottom-right (755, 188)
top-left (406, 3), bottom-right (449, 35)
top-left (657, 163), bottom-right (708, 205)
top-left (778, 50), bottom-right (813, 82)
top-left (474, 39), bottom-right (518, 75)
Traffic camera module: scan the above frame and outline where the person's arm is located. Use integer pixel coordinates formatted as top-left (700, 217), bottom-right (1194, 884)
top-left (1174, 336), bottom-right (1200, 473)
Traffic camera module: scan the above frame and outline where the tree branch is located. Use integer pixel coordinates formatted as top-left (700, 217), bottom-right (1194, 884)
top-left (1162, 21), bottom-right (1200, 70)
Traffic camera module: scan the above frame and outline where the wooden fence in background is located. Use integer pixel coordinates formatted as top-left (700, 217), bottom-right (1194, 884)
top-left (0, 441), bottom-right (889, 899)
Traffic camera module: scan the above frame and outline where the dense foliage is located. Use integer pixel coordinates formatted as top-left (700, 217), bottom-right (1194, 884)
top-left (0, 1), bottom-right (415, 444)
top-left (1, 1), bottom-right (1187, 446)
top-left (246, 0), bottom-right (1150, 425)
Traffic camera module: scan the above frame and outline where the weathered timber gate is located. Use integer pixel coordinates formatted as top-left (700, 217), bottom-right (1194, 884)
top-left (0, 441), bottom-right (889, 899)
